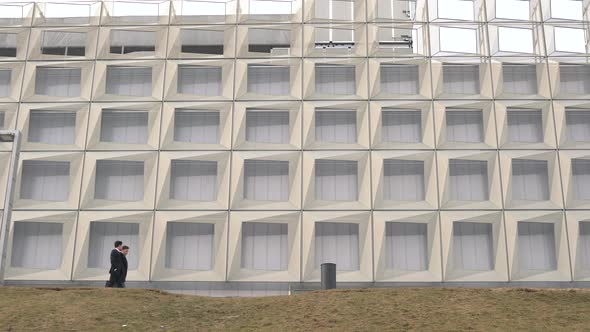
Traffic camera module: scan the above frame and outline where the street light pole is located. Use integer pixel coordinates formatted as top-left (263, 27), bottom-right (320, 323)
top-left (0, 130), bottom-right (21, 284)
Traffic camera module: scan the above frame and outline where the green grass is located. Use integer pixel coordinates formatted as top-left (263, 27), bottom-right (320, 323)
top-left (0, 287), bottom-right (589, 331)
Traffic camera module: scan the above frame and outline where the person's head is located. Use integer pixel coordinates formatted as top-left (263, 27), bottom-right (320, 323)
top-left (121, 245), bottom-right (129, 256)
top-left (114, 240), bottom-right (123, 250)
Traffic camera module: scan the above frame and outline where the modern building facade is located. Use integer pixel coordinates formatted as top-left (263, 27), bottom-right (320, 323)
top-left (0, 0), bottom-right (589, 296)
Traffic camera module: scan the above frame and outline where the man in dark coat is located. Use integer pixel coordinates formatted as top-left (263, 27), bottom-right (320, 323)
top-left (106, 240), bottom-right (125, 288)
top-left (120, 245), bottom-right (130, 288)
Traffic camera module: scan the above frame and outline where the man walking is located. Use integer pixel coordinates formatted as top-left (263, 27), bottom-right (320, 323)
top-left (106, 240), bottom-right (125, 288)
top-left (119, 245), bottom-right (130, 288)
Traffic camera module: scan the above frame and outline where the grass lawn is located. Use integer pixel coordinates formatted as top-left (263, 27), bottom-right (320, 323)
top-left (0, 287), bottom-right (589, 331)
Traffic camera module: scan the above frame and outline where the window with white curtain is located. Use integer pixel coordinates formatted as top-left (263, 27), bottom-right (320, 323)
top-left (245, 110), bottom-right (289, 144)
top-left (41, 31), bottom-right (86, 56)
top-left (314, 27), bottom-right (354, 46)
top-left (512, 159), bottom-right (549, 201)
top-left (560, 64), bottom-right (590, 95)
top-left (315, 64), bottom-right (355, 95)
top-left (241, 222), bottom-right (288, 271)
top-left (383, 159), bottom-right (425, 201)
top-left (315, 160), bottom-right (358, 201)
top-left (380, 64), bottom-right (419, 95)
top-left (35, 67), bottom-right (81, 97)
top-left (449, 159), bottom-right (489, 201)
top-left (181, 29), bottom-right (224, 54)
top-left (503, 64), bottom-right (537, 94)
top-left (382, 109), bottom-right (421, 143)
top-left (28, 111), bottom-right (76, 145)
top-left (0, 69), bottom-right (10, 97)
top-left (442, 64), bottom-right (480, 94)
top-left (572, 159), bottom-right (590, 200)
top-left (106, 66), bottom-right (152, 97)
top-left (20, 160), bottom-right (70, 201)
top-left (174, 110), bottom-right (219, 144)
top-left (87, 222), bottom-right (139, 269)
top-left (518, 222), bottom-right (557, 271)
top-left (385, 222), bottom-right (428, 271)
top-left (177, 65), bottom-right (222, 96)
top-left (507, 109), bottom-right (543, 143)
top-left (446, 109), bottom-right (484, 143)
top-left (244, 160), bottom-right (289, 201)
top-left (170, 160), bottom-right (217, 201)
top-left (0, 33), bottom-right (16, 57)
top-left (453, 222), bottom-right (494, 271)
top-left (565, 109), bottom-right (590, 142)
top-left (0, 111), bottom-right (4, 129)
top-left (94, 160), bottom-right (144, 201)
top-left (11, 222), bottom-right (63, 269)
top-left (110, 30), bottom-right (155, 54)
top-left (247, 65), bottom-right (290, 95)
top-left (166, 222), bottom-right (214, 270)
top-left (248, 28), bottom-right (290, 53)
top-left (315, 222), bottom-right (359, 271)
top-left (580, 222), bottom-right (590, 270)
top-left (315, 0), bottom-right (354, 20)
top-left (100, 111), bottom-right (148, 144)
top-left (315, 110), bottom-right (357, 143)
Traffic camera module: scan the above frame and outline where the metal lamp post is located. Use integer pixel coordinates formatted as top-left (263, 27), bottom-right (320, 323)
top-left (0, 130), bottom-right (21, 284)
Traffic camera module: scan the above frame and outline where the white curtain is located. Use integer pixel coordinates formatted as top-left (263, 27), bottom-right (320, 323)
top-left (110, 30), bottom-right (155, 53)
top-left (174, 110), bottom-right (219, 144)
top-left (315, 27), bottom-right (354, 44)
top-left (315, 64), bottom-right (355, 95)
top-left (28, 111), bottom-right (76, 145)
top-left (443, 64), bottom-right (480, 94)
top-left (453, 222), bottom-right (493, 271)
top-left (383, 159), bottom-right (425, 201)
top-left (35, 67), bottom-right (81, 97)
top-left (241, 222), bottom-right (288, 271)
top-left (565, 110), bottom-right (590, 142)
top-left (315, 222), bottom-right (359, 271)
top-left (315, 0), bottom-right (353, 20)
top-left (446, 109), bottom-right (484, 143)
top-left (512, 159), bottom-right (549, 201)
top-left (0, 69), bottom-right (10, 97)
top-left (507, 109), bottom-right (543, 143)
top-left (572, 159), bottom-right (590, 200)
top-left (382, 109), bottom-right (421, 143)
top-left (315, 160), bottom-right (358, 201)
top-left (170, 160), bottom-right (217, 201)
top-left (106, 66), bottom-right (152, 97)
top-left (100, 111), bottom-right (148, 144)
top-left (87, 222), bottom-right (139, 270)
top-left (380, 64), bottom-right (419, 95)
top-left (244, 160), bottom-right (289, 201)
top-left (11, 222), bottom-right (63, 269)
top-left (247, 65), bottom-right (290, 96)
top-left (41, 31), bottom-right (85, 56)
top-left (20, 160), bottom-right (70, 201)
top-left (503, 64), bottom-right (537, 94)
top-left (518, 222), bottom-right (557, 271)
top-left (315, 110), bottom-right (356, 143)
top-left (166, 222), bottom-right (214, 271)
top-left (560, 64), bottom-right (590, 94)
top-left (580, 222), bottom-right (590, 270)
top-left (385, 222), bottom-right (428, 271)
top-left (0, 33), bottom-right (16, 48)
top-left (177, 65), bottom-right (221, 96)
top-left (245, 110), bottom-right (289, 144)
top-left (449, 159), bottom-right (489, 201)
top-left (248, 28), bottom-right (290, 52)
top-left (94, 160), bottom-right (144, 201)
